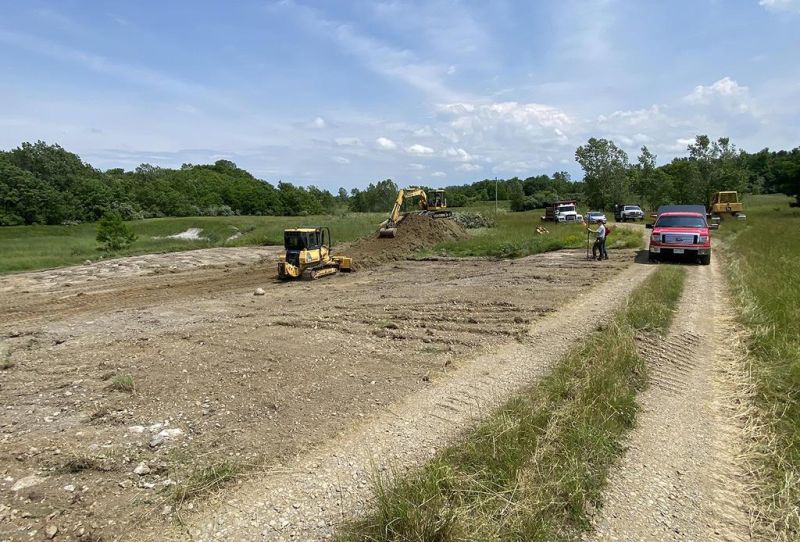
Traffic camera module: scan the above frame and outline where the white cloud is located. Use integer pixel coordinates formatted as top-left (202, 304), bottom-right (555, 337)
top-left (438, 102), bottom-right (573, 135)
top-left (408, 163), bottom-right (426, 170)
top-left (685, 77), bottom-right (748, 103)
top-left (335, 136), bottom-right (362, 146)
top-left (332, 156), bottom-right (350, 164)
top-left (431, 171), bottom-right (447, 177)
top-left (311, 116), bottom-right (327, 128)
top-left (457, 163), bottom-right (482, 172)
top-left (406, 143), bottom-right (435, 155)
top-left (442, 147), bottom-right (473, 162)
top-left (375, 136), bottom-right (397, 150)
top-left (684, 77), bottom-right (753, 115)
top-left (597, 105), bottom-right (666, 127)
top-left (759, 0), bottom-right (800, 13)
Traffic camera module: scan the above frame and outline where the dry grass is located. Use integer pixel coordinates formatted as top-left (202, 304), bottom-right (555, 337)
top-left (171, 462), bottom-right (241, 505)
top-left (108, 374), bottom-right (135, 393)
top-left (718, 195), bottom-right (800, 540)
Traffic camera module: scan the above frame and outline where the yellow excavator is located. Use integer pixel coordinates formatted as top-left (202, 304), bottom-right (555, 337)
top-left (277, 226), bottom-right (352, 280)
top-left (379, 187), bottom-right (452, 238)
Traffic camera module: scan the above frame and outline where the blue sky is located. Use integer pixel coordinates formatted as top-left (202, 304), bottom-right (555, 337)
top-left (0, 0), bottom-right (798, 190)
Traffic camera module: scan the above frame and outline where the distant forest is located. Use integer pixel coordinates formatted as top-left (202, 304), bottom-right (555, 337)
top-left (0, 138), bottom-right (798, 226)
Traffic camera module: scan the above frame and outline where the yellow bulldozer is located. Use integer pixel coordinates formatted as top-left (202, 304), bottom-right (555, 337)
top-left (277, 226), bottom-right (352, 280)
top-left (709, 191), bottom-right (746, 220)
top-left (379, 187), bottom-right (452, 238)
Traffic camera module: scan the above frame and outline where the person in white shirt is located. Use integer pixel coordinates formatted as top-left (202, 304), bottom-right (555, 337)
top-left (587, 218), bottom-right (608, 261)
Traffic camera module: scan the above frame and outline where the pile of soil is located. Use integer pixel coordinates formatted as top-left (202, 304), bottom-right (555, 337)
top-left (342, 214), bottom-right (468, 270)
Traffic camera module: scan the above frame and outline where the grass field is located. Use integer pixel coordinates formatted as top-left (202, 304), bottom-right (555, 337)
top-left (0, 213), bottom-right (385, 274)
top-left (428, 209), bottom-right (642, 259)
top-left (337, 265), bottom-right (686, 541)
top-left (717, 194), bottom-right (800, 539)
top-left (0, 200), bottom-right (641, 274)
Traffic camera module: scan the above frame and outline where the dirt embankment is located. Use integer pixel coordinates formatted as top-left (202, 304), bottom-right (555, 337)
top-left (342, 214), bottom-right (467, 269)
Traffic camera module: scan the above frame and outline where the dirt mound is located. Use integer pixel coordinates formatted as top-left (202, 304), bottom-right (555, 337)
top-left (342, 214), bottom-right (468, 269)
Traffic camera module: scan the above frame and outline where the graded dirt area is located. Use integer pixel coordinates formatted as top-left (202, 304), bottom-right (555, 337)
top-left (0, 224), bottom-right (638, 541)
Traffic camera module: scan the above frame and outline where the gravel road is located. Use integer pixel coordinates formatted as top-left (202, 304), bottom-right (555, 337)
top-left (589, 256), bottom-right (752, 541)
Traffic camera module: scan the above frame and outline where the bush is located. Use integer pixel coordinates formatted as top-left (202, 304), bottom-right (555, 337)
top-left (96, 212), bottom-right (137, 252)
top-left (452, 212), bottom-right (496, 229)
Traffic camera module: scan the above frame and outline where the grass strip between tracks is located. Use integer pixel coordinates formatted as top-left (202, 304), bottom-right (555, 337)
top-left (337, 265), bottom-right (686, 542)
top-left (718, 194), bottom-right (800, 540)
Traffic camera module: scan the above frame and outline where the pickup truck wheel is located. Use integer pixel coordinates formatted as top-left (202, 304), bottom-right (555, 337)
top-left (648, 254), bottom-right (659, 263)
top-left (699, 255), bottom-right (711, 266)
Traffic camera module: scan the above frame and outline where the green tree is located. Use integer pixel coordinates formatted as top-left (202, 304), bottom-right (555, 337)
top-left (348, 179), bottom-right (399, 212)
top-left (96, 211), bottom-right (137, 252)
top-left (575, 138), bottom-right (630, 209)
top-left (508, 179), bottom-right (525, 211)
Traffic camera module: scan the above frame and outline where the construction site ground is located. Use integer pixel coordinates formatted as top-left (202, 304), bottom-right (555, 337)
top-left (0, 224), bottom-right (637, 541)
top-left (0, 218), bottom-right (752, 542)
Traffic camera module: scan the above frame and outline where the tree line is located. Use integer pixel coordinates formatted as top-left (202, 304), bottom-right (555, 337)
top-left (0, 141), bottom-right (341, 226)
top-left (575, 135), bottom-right (800, 211)
top-left (1, 137), bottom-right (798, 226)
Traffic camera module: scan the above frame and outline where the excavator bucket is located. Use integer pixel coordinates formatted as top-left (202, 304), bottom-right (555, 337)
top-left (378, 227), bottom-right (397, 238)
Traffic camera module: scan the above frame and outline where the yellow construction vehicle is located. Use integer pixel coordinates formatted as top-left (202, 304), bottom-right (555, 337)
top-left (378, 187), bottom-right (452, 238)
top-left (709, 191), bottom-right (746, 220)
top-left (277, 226), bottom-right (352, 280)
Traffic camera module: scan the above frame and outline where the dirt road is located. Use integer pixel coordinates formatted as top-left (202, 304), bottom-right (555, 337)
top-left (589, 257), bottom-right (752, 541)
top-left (0, 242), bottom-right (639, 542)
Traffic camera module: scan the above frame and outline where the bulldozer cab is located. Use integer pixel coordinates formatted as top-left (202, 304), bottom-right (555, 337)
top-left (284, 227), bottom-right (330, 251)
top-left (711, 191), bottom-right (739, 205)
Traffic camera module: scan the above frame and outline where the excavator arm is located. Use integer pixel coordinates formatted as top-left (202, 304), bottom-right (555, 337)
top-left (380, 187), bottom-right (427, 238)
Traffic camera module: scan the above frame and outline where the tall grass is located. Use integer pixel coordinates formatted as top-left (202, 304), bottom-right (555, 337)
top-left (718, 194), bottom-right (800, 539)
top-left (337, 266), bottom-right (686, 541)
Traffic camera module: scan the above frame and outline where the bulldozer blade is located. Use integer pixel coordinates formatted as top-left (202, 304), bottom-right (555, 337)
top-left (378, 228), bottom-right (397, 238)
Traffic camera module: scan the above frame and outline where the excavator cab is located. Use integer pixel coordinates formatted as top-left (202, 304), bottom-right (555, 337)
top-left (278, 227), bottom-right (351, 280)
top-left (379, 187), bottom-right (453, 238)
top-left (429, 189), bottom-right (447, 211)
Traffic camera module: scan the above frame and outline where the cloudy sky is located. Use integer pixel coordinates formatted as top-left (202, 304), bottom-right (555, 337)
top-left (0, 0), bottom-right (798, 189)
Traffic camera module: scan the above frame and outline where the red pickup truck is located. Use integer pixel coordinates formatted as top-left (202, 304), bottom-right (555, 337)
top-left (646, 205), bottom-right (717, 265)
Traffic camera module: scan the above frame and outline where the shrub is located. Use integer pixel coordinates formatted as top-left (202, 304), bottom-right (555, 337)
top-left (96, 211), bottom-right (137, 252)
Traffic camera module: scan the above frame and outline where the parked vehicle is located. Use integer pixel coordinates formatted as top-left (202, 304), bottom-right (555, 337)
top-left (541, 200), bottom-right (583, 223)
top-left (613, 203), bottom-right (644, 222)
top-left (709, 191), bottom-right (746, 221)
top-left (646, 205), bottom-right (718, 265)
top-left (586, 211), bottom-right (607, 224)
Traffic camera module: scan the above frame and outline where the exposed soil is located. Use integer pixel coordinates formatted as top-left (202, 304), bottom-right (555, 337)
top-left (588, 257), bottom-right (752, 541)
top-left (0, 220), bottom-right (638, 542)
top-left (341, 214), bottom-right (468, 270)
top-left (177, 252), bottom-right (656, 542)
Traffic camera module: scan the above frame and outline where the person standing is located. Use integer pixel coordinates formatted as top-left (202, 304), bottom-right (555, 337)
top-left (587, 218), bottom-right (608, 261)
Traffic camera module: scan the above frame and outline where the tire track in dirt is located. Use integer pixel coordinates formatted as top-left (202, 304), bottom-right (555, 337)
top-left (171, 256), bottom-right (658, 542)
top-left (589, 258), bottom-right (752, 541)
